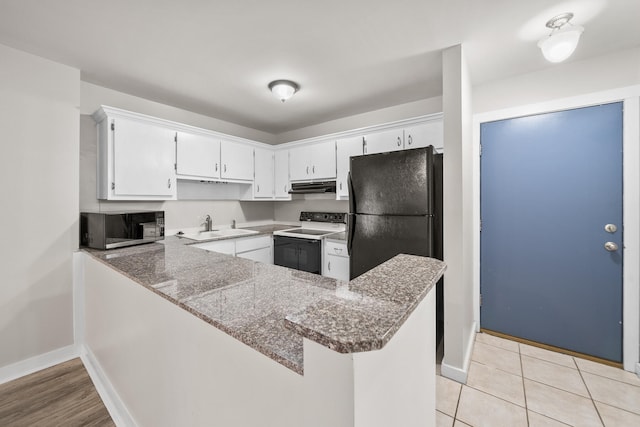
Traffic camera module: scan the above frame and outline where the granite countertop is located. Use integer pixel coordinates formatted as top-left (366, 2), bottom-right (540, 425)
top-left (85, 226), bottom-right (446, 375)
top-left (325, 231), bottom-right (346, 242)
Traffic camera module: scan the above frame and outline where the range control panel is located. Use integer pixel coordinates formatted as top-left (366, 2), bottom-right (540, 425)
top-left (299, 211), bottom-right (346, 223)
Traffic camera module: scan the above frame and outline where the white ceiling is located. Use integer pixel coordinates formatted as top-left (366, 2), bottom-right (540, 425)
top-left (0, 0), bottom-right (639, 135)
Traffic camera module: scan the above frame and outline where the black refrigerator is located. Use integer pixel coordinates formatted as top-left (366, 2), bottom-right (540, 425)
top-left (347, 146), bottom-right (444, 340)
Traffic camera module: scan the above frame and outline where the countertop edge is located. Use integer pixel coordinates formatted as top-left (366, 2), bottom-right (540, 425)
top-left (284, 255), bottom-right (446, 354)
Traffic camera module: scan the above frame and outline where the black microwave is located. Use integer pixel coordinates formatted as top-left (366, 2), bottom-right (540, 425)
top-left (80, 211), bottom-right (164, 249)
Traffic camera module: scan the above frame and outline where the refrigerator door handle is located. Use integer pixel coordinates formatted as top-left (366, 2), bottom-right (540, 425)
top-left (347, 171), bottom-right (355, 214)
top-left (347, 214), bottom-right (354, 256)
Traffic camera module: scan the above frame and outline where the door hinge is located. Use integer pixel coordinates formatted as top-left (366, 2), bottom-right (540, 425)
top-left (479, 219), bottom-right (482, 232)
top-left (480, 294), bottom-right (482, 306)
top-left (110, 122), bottom-right (115, 131)
top-left (479, 144), bottom-right (482, 156)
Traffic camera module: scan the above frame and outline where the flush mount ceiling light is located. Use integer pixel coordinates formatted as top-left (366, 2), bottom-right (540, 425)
top-left (537, 12), bottom-right (584, 63)
top-left (268, 80), bottom-right (299, 102)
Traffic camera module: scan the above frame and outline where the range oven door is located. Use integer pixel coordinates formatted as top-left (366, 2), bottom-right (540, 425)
top-left (273, 236), bottom-right (321, 274)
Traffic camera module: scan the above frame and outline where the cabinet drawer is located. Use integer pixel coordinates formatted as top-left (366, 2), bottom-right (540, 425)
top-left (235, 235), bottom-right (272, 253)
top-left (192, 240), bottom-right (235, 255)
top-left (325, 240), bottom-right (348, 258)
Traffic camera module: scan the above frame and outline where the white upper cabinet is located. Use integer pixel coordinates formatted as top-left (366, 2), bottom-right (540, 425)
top-left (221, 140), bottom-right (253, 181)
top-left (363, 128), bottom-right (404, 155)
top-left (404, 120), bottom-right (444, 151)
top-left (176, 131), bottom-right (220, 179)
top-left (95, 110), bottom-right (176, 200)
top-left (274, 150), bottom-right (291, 199)
top-left (253, 147), bottom-right (274, 198)
top-left (289, 140), bottom-right (336, 181)
top-left (336, 136), bottom-right (364, 199)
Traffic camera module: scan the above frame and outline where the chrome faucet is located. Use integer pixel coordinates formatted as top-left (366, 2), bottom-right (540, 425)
top-left (204, 214), bottom-right (213, 232)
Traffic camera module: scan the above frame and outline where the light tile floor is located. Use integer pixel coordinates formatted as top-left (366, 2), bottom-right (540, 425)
top-left (436, 333), bottom-right (640, 427)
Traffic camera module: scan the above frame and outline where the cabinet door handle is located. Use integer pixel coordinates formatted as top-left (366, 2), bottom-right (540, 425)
top-left (339, 182), bottom-right (342, 190)
top-left (397, 136), bottom-right (402, 147)
top-left (408, 135), bottom-right (413, 145)
top-left (312, 165), bottom-right (315, 174)
top-left (284, 184), bottom-right (287, 192)
top-left (224, 164), bottom-right (227, 173)
top-left (215, 163), bottom-right (218, 172)
top-left (168, 179), bottom-right (171, 189)
top-left (328, 261), bottom-right (331, 271)
top-left (257, 184), bottom-right (260, 193)
top-left (306, 166), bottom-right (309, 174)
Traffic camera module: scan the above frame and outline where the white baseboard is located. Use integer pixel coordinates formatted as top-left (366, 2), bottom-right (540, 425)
top-left (80, 345), bottom-right (136, 427)
top-left (0, 344), bottom-right (79, 385)
top-left (441, 322), bottom-right (477, 384)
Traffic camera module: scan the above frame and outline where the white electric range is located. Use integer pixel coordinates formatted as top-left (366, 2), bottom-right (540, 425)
top-left (273, 212), bottom-right (346, 274)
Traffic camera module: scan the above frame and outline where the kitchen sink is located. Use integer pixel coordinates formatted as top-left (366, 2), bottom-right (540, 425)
top-left (181, 229), bottom-right (259, 241)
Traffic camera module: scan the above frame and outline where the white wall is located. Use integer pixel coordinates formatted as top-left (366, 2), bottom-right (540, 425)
top-left (273, 197), bottom-right (349, 222)
top-left (441, 45), bottom-right (475, 383)
top-left (276, 97), bottom-right (442, 143)
top-left (474, 46), bottom-right (640, 114)
top-left (0, 43), bottom-right (80, 368)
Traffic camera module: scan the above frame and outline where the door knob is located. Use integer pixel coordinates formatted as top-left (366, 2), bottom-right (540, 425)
top-left (604, 242), bottom-right (618, 252)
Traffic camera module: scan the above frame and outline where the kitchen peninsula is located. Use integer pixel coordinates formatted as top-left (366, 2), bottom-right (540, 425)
top-left (76, 233), bottom-right (445, 427)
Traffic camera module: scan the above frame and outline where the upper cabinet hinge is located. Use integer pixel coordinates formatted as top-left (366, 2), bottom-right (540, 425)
top-left (110, 122), bottom-right (115, 131)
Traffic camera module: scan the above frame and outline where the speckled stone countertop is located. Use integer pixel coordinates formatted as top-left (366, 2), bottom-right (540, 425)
top-left (84, 227), bottom-right (446, 375)
top-left (325, 231), bottom-right (346, 242)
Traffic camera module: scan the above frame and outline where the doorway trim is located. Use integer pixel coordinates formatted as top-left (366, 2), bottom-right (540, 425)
top-left (473, 85), bottom-right (640, 372)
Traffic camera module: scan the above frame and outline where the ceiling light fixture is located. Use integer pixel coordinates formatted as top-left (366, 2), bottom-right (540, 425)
top-left (537, 12), bottom-right (584, 63)
top-left (268, 80), bottom-right (299, 102)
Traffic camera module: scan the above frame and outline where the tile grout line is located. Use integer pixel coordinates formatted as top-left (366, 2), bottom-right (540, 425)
top-left (518, 343), bottom-right (530, 426)
top-left (577, 368), bottom-right (640, 389)
top-left (452, 381), bottom-right (463, 424)
top-left (575, 356), bottom-right (606, 426)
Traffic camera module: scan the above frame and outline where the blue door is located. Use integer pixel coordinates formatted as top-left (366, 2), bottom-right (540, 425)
top-left (480, 103), bottom-right (623, 362)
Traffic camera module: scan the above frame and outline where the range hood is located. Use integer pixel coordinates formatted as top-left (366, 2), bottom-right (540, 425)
top-left (288, 181), bottom-right (336, 194)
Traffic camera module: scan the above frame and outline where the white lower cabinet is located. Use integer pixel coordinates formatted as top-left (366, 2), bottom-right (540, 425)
top-left (192, 239), bottom-right (235, 255)
top-left (235, 235), bottom-right (273, 264)
top-left (194, 234), bottom-right (273, 264)
top-left (323, 239), bottom-right (349, 281)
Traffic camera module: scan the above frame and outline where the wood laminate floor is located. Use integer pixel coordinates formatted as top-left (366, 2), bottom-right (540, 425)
top-left (0, 358), bottom-right (115, 426)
